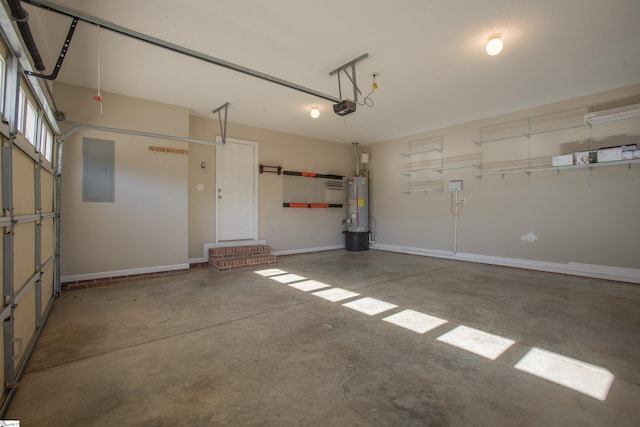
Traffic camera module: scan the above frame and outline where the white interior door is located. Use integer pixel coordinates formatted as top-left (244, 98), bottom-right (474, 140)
top-left (215, 138), bottom-right (258, 242)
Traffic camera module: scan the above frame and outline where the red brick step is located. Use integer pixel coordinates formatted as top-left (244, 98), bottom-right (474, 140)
top-left (208, 245), bottom-right (277, 271)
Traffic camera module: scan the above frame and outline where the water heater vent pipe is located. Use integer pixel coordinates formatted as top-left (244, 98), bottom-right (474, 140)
top-left (352, 142), bottom-right (360, 176)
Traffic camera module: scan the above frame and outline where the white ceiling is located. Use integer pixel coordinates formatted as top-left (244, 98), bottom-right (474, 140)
top-left (21, 0), bottom-right (640, 144)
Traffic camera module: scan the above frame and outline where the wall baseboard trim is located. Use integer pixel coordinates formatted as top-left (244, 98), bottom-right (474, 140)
top-left (62, 263), bottom-right (190, 284)
top-left (272, 245), bottom-right (345, 256)
top-left (370, 243), bottom-right (640, 284)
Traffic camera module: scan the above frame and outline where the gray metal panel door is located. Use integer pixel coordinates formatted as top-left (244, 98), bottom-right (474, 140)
top-left (83, 138), bottom-right (115, 202)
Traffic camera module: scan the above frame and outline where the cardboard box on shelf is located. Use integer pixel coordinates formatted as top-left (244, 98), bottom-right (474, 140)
top-left (574, 150), bottom-right (597, 165)
top-left (600, 144), bottom-right (637, 152)
top-left (552, 154), bottom-right (574, 167)
top-left (597, 148), bottom-right (623, 162)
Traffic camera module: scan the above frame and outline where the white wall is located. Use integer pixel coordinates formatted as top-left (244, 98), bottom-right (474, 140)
top-left (56, 84), bottom-right (190, 280)
top-left (188, 116), bottom-right (353, 259)
top-left (57, 81), bottom-right (640, 283)
top-left (368, 84), bottom-right (640, 282)
top-left (57, 84), bottom-right (353, 277)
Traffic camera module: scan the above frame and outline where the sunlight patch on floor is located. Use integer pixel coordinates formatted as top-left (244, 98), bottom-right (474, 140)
top-left (436, 325), bottom-right (515, 360)
top-left (383, 309), bottom-right (448, 334)
top-left (312, 287), bottom-right (361, 302)
top-left (343, 297), bottom-right (398, 316)
top-left (254, 268), bottom-right (288, 277)
top-left (515, 347), bottom-right (615, 401)
top-left (269, 273), bottom-right (307, 284)
top-left (289, 280), bottom-right (332, 292)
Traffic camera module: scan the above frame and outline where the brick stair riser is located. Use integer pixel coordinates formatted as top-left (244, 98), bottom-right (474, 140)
top-left (214, 255), bottom-right (278, 268)
top-left (211, 255), bottom-right (277, 272)
top-left (207, 245), bottom-right (277, 271)
top-left (208, 253), bottom-right (275, 262)
top-left (209, 245), bottom-right (271, 260)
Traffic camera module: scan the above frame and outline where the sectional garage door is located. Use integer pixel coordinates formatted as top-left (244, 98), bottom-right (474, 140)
top-left (0, 40), bottom-right (58, 413)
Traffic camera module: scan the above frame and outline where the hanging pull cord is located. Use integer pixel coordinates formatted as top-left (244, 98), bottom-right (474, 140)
top-left (93, 24), bottom-right (103, 114)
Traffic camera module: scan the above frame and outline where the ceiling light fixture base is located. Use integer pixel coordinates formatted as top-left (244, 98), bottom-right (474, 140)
top-left (486, 33), bottom-right (503, 56)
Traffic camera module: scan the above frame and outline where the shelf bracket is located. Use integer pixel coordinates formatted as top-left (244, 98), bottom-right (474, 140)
top-left (259, 164), bottom-right (282, 175)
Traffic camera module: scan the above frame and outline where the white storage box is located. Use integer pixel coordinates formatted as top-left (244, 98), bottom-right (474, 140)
top-left (622, 150), bottom-right (635, 160)
top-left (633, 150), bottom-right (640, 159)
top-left (597, 148), bottom-right (623, 162)
top-left (574, 151), bottom-right (596, 165)
top-left (552, 154), bottom-right (574, 167)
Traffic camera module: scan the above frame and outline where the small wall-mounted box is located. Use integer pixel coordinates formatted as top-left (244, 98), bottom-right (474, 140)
top-left (448, 180), bottom-right (463, 192)
top-left (552, 154), bottom-right (574, 167)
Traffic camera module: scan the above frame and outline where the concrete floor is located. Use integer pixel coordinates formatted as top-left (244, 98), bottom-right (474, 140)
top-left (6, 250), bottom-right (640, 426)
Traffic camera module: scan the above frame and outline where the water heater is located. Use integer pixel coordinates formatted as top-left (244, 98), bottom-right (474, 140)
top-left (345, 143), bottom-right (369, 251)
top-left (347, 176), bottom-right (368, 232)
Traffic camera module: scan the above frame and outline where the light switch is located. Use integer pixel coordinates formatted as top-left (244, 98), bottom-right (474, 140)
top-left (196, 184), bottom-right (204, 192)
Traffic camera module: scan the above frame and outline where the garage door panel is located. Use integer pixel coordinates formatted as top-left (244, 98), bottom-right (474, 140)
top-left (41, 218), bottom-right (54, 263)
top-left (40, 265), bottom-right (54, 316)
top-left (13, 148), bottom-right (35, 216)
top-left (14, 222), bottom-right (36, 292)
top-left (41, 171), bottom-right (54, 213)
top-left (12, 286), bottom-right (36, 370)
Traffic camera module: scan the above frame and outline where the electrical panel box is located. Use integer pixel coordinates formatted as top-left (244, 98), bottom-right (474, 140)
top-left (448, 180), bottom-right (463, 192)
top-left (83, 137), bottom-right (115, 202)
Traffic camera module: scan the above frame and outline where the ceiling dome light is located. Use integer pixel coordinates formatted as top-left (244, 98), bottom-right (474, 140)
top-left (486, 34), bottom-right (503, 56)
top-left (310, 107), bottom-right (320, 118)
